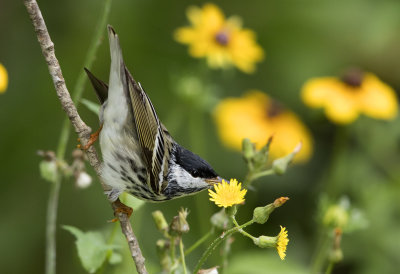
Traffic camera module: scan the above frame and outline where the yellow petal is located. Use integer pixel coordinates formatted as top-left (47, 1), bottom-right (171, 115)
top-left (324, 91), bottom-right (359, 124)
top-left (0, 63), bottom-right (8, 93)
top-left (301, 77), bottom-right (343, 107)
top-left (358, 74), bottom-right (398, 120)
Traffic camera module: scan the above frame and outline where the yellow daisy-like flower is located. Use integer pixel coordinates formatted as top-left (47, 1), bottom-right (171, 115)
top-left (276, 226), bottom-right (289, 260)
top-left (0, 63), bottom-right (8, 93)
top-left (208, 179), bottom-right (247, 208)
top-left (301, 69), bottom-right (398, 124)
top-left (174, 3), bottom-right (264, 73)
top-left (213, 90), bottom-right (313, 162)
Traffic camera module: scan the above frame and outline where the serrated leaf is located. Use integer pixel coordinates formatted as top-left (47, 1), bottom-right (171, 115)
top-left (120, 192), bottom-right (145, 211)
top-left (63, 225), bottom-right (114, 273)
top-left (81, 98), bottom-right (100, 115)
top-left (39, 160), bottom-right (57, 183)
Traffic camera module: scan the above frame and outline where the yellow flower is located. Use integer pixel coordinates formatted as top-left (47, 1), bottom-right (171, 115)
top-left (213, 90), bottom-right (313, 162)
top-left (276, 226), bottom-right (289, 260)
top-left (0, 63), bottom-right (8, 93)
top-left (174, 3), bottom-right (264, 73)
top-left (208, 179), bottom-right (247, 208)
top-left (301, 69), bottom-right (398, 124)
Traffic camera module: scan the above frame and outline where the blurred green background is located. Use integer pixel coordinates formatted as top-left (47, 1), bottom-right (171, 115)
top-left (1, 0), bottom-right (400, 273)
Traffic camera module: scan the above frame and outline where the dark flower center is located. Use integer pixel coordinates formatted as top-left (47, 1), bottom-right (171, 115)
top-left (341, 68), bottom-right (364, 87)
top-left (266, 100), bottom-right (284, 118)
top-left (215, 30), bottom-right (230, 46)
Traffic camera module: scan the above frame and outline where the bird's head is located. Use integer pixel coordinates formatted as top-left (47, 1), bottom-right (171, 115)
top-left (168, 144), bottom-right (224, 191)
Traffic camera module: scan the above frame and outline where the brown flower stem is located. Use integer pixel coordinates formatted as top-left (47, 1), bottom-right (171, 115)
top-left (24, 1), bottom-right (147, 273)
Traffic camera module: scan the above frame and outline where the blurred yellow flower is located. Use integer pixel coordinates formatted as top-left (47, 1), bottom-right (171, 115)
top-left (276, 226), bottom-right (289, 260)
top-left (301, 69), bottom-right (398, 124)
top-left (174, 3), bottom-right (264, 73)
top-left (0, 63), bottom-right (8, 93)
top-left (209, 178), bottom-right (247, 208)
top-left (214, 91), bottom-right (313, 162)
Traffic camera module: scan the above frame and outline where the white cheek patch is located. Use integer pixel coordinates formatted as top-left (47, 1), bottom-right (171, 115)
top-left (169, 164), bottom-right (209, 189)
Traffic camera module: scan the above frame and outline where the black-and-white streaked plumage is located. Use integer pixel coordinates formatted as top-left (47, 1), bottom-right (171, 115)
top-left (85, 26), bottom-right (222, 202)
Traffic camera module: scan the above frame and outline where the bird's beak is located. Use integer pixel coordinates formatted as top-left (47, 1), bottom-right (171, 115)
top-left (205, 176), bottom-right (225, 185)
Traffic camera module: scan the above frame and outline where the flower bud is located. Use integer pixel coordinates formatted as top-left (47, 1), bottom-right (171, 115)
top-left (210, 209), bottom-right (229, 230)
top-left (242, 138), bottom-right (256, 161)
top-left (253, 204), bottom-right (274, 224)
top-left (272, 142), bottom-right (302, 175)
top-left (39, 160), bottom-right (58, 183)
top-left (253, 197), bottom-right (289, 224)
top-left (253, 235), bottom-right (276, 248)
top-left (170, 208), bottom-right (190, 236)
top-left (156, 239), bottom-right (172, 271)
top-left (75, 171), bottom-right (92, 189)
top-left (152, 210), bottom-right (169, 234)
top-left (323, 205), bottom-right (349, 228)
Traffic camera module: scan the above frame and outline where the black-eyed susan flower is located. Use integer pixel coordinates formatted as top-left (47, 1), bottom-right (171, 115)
top-left (214, 91), bottom-right (313, 162)
top-left (174, 3), bottom-right (264, 73)
top-left (0, 63), bottom-right (8, 93)
top-left (209, 179), bottom-right (247, 208)
top-left (301, 69), bottom-right (398, 124)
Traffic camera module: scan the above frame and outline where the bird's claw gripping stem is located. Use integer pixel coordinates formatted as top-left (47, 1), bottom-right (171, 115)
top-left (109, 198), bottom-right (133, 223)
top-left (78, 124), bottom-right (103, 150)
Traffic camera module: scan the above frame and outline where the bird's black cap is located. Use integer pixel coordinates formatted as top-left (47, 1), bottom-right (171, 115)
top-left (174, 145), bottom-right (218, 179)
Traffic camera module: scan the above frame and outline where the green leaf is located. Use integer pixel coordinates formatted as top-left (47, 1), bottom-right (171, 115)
top-left (120, 192), bottom-right (145, 211)
top-left (109, 252), bottom-right (122, 265)
top-left (63, 225), bottom-right (116, 273)
top-left (81, 98), bottom-right (100, 115)
top-left (39, 160), bottom-right (57, 183)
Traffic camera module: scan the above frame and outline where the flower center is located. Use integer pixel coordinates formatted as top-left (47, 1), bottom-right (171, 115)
top-left (215, 30), bottom-right (230, 46)
top-left (341, 68), bottom-right (364, 88)
top-left (266, 100), bottom-right (284, 118)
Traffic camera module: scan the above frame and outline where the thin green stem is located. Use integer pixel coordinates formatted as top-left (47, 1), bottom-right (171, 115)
top-left (325, 261), bottom-right (334, 274)
top-left (170, 236), bottom-right (176, 266)
top-left (231, 216), bottom-right (255, 240)
top-left (185, 229), bottom-right (214, 256)
top-left (193, 220), bottom-right (254, 273)
top-left (249, 169), bottom-right (275, 182)
top-left (179, 238), bottom-right (188, 274)
top-left (45, 175), bottom-right (61, 274)
top-left (97, 222), bottom-right (119, 274)
top-left (44, 1), bottom-right (113, 274)
top-left (310, 230), bottom-right (332, 274)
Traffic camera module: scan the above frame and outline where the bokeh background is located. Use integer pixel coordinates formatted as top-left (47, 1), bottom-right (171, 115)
top-left (1, 0), bottom-right (400, 273)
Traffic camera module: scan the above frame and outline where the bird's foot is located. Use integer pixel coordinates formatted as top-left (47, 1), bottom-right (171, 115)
top-left (109, 198), bottom-right (133, 223)
top-left (78, 124), bottom-right (103, 150)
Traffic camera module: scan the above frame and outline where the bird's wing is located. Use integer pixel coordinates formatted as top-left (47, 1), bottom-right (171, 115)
top-left (125, 69), bottom-right (172, 194)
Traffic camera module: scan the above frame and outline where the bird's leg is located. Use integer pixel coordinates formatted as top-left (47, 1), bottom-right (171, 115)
top-left (109, 198), bottom-right (133, 223)
top-left (78, 123), bottom-right (103, 150)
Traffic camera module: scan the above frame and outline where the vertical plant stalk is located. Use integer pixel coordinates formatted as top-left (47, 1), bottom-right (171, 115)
top-left (24, 1), bottom-right (148, 273)
top-left (193, 220), bottom-right (254, 273)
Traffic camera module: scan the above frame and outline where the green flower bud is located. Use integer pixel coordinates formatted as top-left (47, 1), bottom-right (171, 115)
top-left (253, 197), bottom-right (289, 224)
top-left (323, 205), bottom-right (349, 228)
top-left (210, 209), bottom-right (229, 230)
top-left (156, 239), bottom-right (172, 271)
top-left (253, 235), bottom-right (276, 248)
top-left (253, 204), bottom-right (274, 224)
top-left (39, 160), bottom-right (58, 183)
top-left (272, 143), bottom-right (302, 175)
top-left (330, 248), bottom-right (343, 263)
top-left (242, 138), bottom-right (256, 161)
top-left (152, 210), bottom-right (169, 234)
top-left (169, 208), bottom-right (190, 236)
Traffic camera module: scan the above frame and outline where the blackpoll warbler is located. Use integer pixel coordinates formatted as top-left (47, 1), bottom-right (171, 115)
top-left (85, 26), bottom-right (223, 202)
